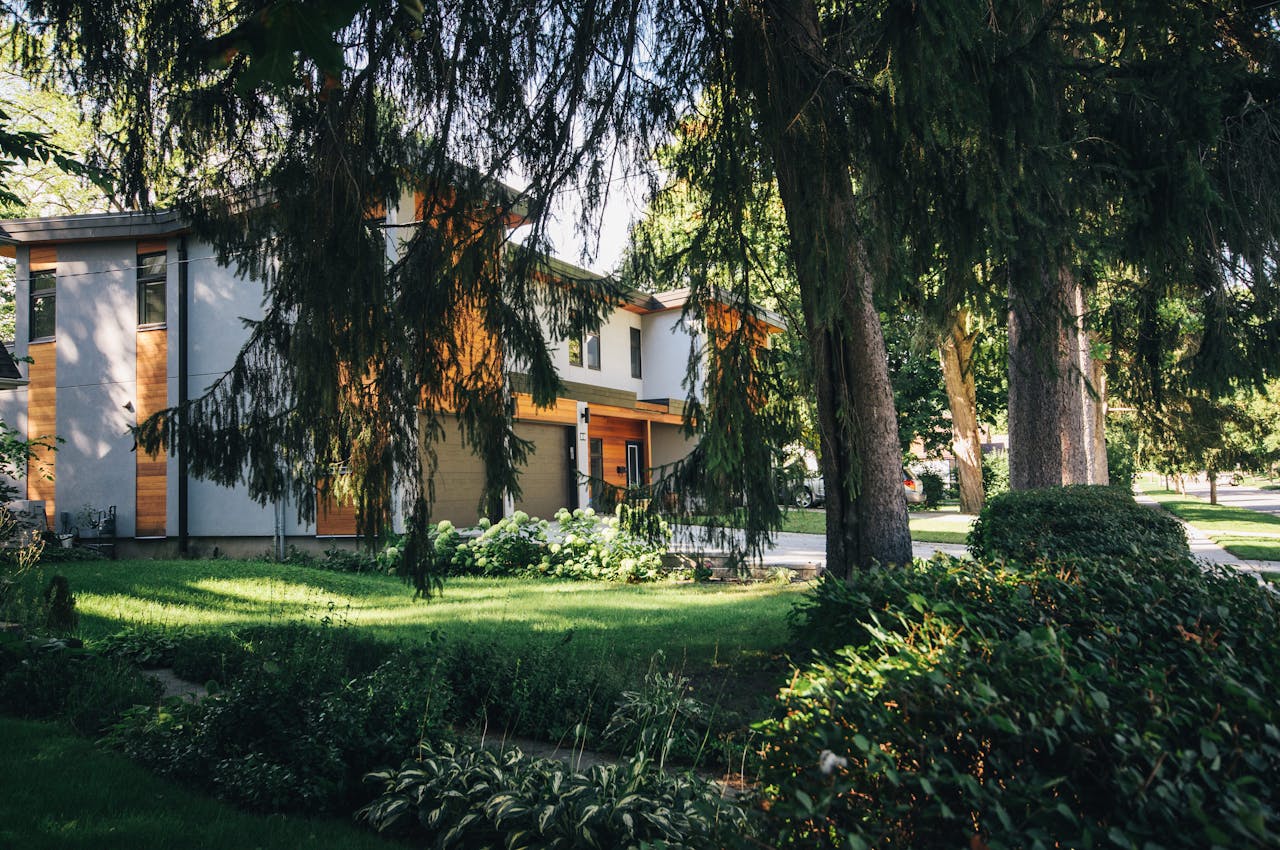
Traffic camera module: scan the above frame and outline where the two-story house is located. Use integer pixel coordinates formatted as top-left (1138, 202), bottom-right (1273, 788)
top-left (0, 193), bottom-right (782, 556)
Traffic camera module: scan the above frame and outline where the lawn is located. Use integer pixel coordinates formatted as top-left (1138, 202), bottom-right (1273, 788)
top-left (1137, 483), bottom-right (1280, 562)
top-left (699, 508), bottom-right (974, 544)
top-left (28, 559), bottom-right (804, 675)
top-left (0, 717), bottom-right (389, 850)
top-left (1210, 536), bottom-right (1280, 562)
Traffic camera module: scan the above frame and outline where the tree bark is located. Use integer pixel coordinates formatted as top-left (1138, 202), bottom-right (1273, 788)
top-left (742, 0), bottom-right (912, 572)
top-left (1208, 470), bottom-right (1218, 505)
top-left (938, 309), bottom-right (985, 514)
top-left (1086, 335), bottom-right (1110, 485)
top-left (1007, 259), bottom-right (1090, 490)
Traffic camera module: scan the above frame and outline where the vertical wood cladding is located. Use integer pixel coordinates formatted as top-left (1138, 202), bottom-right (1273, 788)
top-left (588, 415), bottom-right (646, 491)
top-left (135, 328), bottom-right (168, 536)
top-left (26, 341), bottom-right (56, 527)
top-left (316, 477), bottom-right (359, 536)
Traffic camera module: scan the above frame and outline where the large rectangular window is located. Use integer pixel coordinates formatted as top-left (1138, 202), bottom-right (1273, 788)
top-left (29, 268), bottom-right (55, 340)
top-left (585, 331), bottom-right (601, 370)
top-left (630, 327), bottom-right (642, 379)
top-left (137, 251), bottom-right (167, 326)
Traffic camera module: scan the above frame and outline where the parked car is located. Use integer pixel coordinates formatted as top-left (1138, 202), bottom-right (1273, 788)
top-left (791, 469), bottom-right (925, 508)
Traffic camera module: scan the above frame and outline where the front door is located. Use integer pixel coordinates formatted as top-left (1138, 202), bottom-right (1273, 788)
top-left (625, 441), bottom-right (644, 488)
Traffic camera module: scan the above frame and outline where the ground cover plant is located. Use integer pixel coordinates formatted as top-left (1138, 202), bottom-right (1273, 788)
top-left (0, 717), bottom-right (392, 850)
top-left (764, 553), bottom-right (1280, 848)
top-left (756, 485), bottom-right (1280, 848)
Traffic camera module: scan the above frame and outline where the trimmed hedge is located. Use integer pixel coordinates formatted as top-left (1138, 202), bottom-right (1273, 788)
top-left (768, 554), bottom-right (1280, 848)
top-left (967, 484), bottom-right (1188, 563)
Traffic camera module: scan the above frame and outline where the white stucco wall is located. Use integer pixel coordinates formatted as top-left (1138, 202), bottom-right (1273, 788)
top-left (48, 242), bottom-right (140, 535)
top-left (641, 311), bottom-right (701, 402)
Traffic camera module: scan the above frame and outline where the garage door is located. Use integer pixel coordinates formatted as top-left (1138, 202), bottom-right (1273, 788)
top-left (512, 422), bottom-right (575, 520)
top-left (422, 414), bottom-right (487, 526)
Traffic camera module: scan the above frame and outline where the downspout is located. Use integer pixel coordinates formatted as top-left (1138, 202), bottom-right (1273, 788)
top-left (177, 236), bottom-right (189, 556)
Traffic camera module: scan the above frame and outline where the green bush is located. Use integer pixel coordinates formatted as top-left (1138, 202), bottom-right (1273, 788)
top-left (106, 625), bottom-right (452, 814)
top-left (981, 451), bottom-right (1009, 498)
top-left (917, 469), bottom-right (945, 508)
top-left (358, 742), bottom-right (750, 848)
top-left (452, 512), bottom-right (547, 576)
top-left (767, 556), bottom-right (1280, 848)
top-left (967, 485), bottom-right (1188, 563)
top-left (441, 636), bottom-right (625, 744)
top-left (0, 634), bottom-right (160, 733)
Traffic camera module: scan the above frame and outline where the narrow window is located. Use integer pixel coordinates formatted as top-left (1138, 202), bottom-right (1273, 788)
top-left (630, 327), bottom-right (642, 379)
top-left (137, 251), bottom-right (167, 326)
top-left (29, 268), bottom-right (56, 340)
top-left (625, 441), bottom-right (643, 487)
top-left (568, 337), bottom-right (583, 367)
top-left (585, 331), bottom-right (601, 370)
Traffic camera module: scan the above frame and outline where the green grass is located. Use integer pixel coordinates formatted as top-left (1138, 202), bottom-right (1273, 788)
top-left (0, 716), bottom-right (389, 850)
top-left (697, 508), bottom-right (974, 544)
top-left (21, 559), bottom-right (802, 674)
top-left (1213, 536), bottom-right (1280, 562)
top-left (1137, 484), bottom-right (1280, 535)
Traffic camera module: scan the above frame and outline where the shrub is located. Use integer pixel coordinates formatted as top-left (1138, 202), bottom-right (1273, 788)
top-left (766, 556), bottom-right (1280, 848)
top-left (452, 511), bottom-right (547, 577)
top-left (917, 469), bottom-right (944, 508)
top-left (603, 657), bottom-right (711, 767)
top-left (106, 625), bottom-right (452, 813)
top-left (547, 505), bottom-right (673, 581)
top-left (358, 742), bottom-right (750, 848)
top-left (0, 634), bottom-right (159, 733)
top-left (981, 451), bottom-right (1009, 498)
top-left (440, 636), bottom-right (625, 744)
top-left (42, 574), bottom-right (78, 633)
top-left (967, 484), bottom-right (1188, 563)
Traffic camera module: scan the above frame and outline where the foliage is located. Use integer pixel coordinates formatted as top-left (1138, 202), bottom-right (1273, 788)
top-left (771, 555), bottom-right (1280, 848)
top-left (968, 486), bottom-right (1188, 564)
top-left (41, 573), bottom-right (77, 633)
top-left (106, 624), bottom-right (452, 814)
top-left (440, 635), bottom-right (625, 745)
top-left (0, 633), bottom-right (160, 734)
top-left (603, 655), bottom-right (711, 768)
top-left (358, 741), bottom-right (750, 849)
top-left (916, 469), bottom-right (944, 509)
top-left (981, 452), bottom-right (1009, 500)
top-left (0, 716), bottom-right (396, 850)
top-left (442, 507), bottom-right (675, 582)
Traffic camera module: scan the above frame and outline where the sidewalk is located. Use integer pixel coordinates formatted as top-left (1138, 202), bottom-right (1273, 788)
top-left (670, 525), bottom-right (968, 575)
top-left (1132, 491), bottom-right (1277, 581)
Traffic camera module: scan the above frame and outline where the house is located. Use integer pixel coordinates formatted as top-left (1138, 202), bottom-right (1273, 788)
top-left (0, 195), bottom-right (783, 556)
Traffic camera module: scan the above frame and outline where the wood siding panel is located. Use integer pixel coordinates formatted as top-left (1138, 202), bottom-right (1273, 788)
top-left (28, 247), bottom-right (56, 272)
top-left (316, 477), bottom-right (359, 536)
top-left (588, 415), bottom-right (646, 491)
top-left (136, 239), bottom-right (168, 255)
top-left (26, 341), bottom-right (56, 527)
top-left (513, 393), bottom-right (578, 425)
top-left (135, 330), bottom-right (168, 536)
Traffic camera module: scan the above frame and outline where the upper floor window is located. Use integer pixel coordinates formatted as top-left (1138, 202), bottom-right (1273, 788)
top-left (29, 268), bottom-right (55, 340)
top-left (137, 251), bottom-right (167, 326)
top-left (585, 331), bottom-right (601, 370)
top-left (630, 327), bottom-right (642, 379)
top-left (568, 337), bottom-right (583, 367)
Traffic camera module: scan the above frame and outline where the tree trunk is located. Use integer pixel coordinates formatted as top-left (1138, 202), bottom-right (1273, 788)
top-left (1208, 470), bottom-right (1218, 505)
top-left (742, 0), bottom-right (912, 572)
top-left (1007, 259), bottom-right (1090, 490)
top-left (938, 309), bottom-right (985, 514)
top-left (1086, 337), bottom-right (1110, 485)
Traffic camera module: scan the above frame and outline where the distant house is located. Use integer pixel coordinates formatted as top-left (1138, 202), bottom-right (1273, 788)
top-left (0, 195), bottom-right (782, 556)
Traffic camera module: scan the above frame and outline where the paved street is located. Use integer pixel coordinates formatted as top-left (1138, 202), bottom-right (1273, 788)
top-left (1176, 480), bottom-right (1280, 517)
